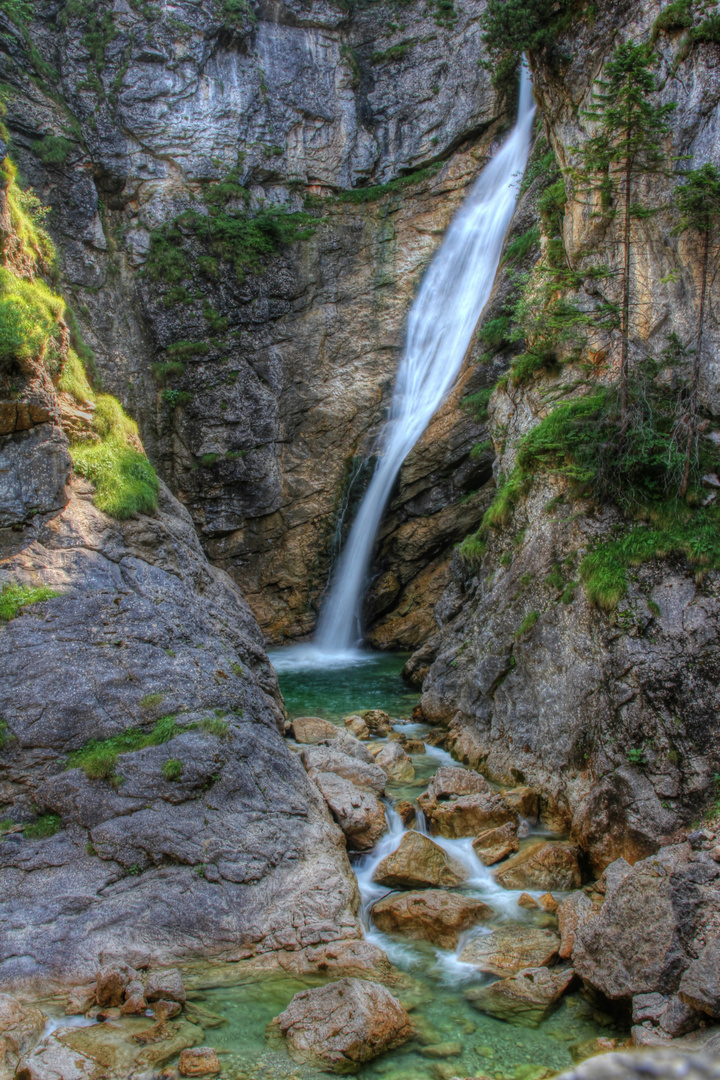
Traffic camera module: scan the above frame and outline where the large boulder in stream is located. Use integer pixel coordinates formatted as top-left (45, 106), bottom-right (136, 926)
top-left (493, 841), bottom-right (582, 891)
top-left (0, 994), bottom-right (45, 1078)
top-left (375, 742), bottom-right (415, 782)
top-left (312, 772), bottom-right (387, 851)
top-left (418, 767), bottom-right (517, 838)
top-left (473, 822), bottom-right (520, 865)
top-left (465, 965), bottom-right (575, 1027)
top-left (371, 889), bottom-right (493, 948)
top-left (301, 746), bottom-right (387, 795)
top-left (291, 717), bottom-right (338, 744)
top-left (372, 831), bottom-right (469, 889)
top-left (272, 977), bottom-right (412, 1073)
top-left (458, 927), bottom-right (561, 975)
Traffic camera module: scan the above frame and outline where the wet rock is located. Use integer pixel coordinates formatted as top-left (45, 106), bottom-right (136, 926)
top-left (178, 1047), bottom-right (221, 1076)
top-left (557, 891), bottom-right (602, 960)
top-left (679, 939), bottom-right (720, 1018)
top-left (313, 772), bottom-right (387, 851)
top-left (375, 742), bottom-right (415, 783)
top-left (372, 832), bottom-right (469, 889)
top-left (371, 889), bottom-right (493, 949)
top-left (518, 893), bottom-right (539, 910)
top-left (502, 786), bottom-right (540, 821)
top-left (473, 822), bottom-right (520, 865)
top-left (493, 841), bottom-right (582, 892)
top-left (327, 730), bottom-right (376, 765)
top-left (539, 893), bottom-right (559, 913)
top-left (396, 801), bottom-right (417, 827)
top-left (63, 1016), bottom-right (204, 1073)
top-left (632, 993), bottom-right (668, 1025)
top-left (465, 966), bottom-right (575, 1027)
top-left (273, 977), bottom-right (412, 1073)
top-left (291, 717), bottom-right (338, 744)
top-left (120, 994), bottom-right (148, 1015)
top-left (64, 985), bottom-right (96, 1016)
top-left (362, 710), bottom-right (393, 737)
top-left (96, 962), bottom-right (139, 1007)
top-left (15, 1030), bottom-right (98, 1080)
top-left (277, 939), bottom-right (394, 982)
top-left (418, 766), bottom-right (490, 806)
top-left (145, 968), bottom-right (186, 1004)
top-left (344, 716), bottom-right (370, 739)
top-left (0, 994), bottom-right (45, 1078)
top-left (573, 844), bottom-right (720, 1001)
top-left (420, 1042), bottom-right (462, 1057)
top-left (153, 1000), bottom-right (182, 1021)
top-left (401, 738), bottom-right (426, 754)
top-left (556, 1050), bottom-right (720, 1079)
top-left (429, 792), bottom-right (519, 839)
top-left (458, 927), bottom-right (561, 975)
top-left (302, 745), bottom-right (387, 796)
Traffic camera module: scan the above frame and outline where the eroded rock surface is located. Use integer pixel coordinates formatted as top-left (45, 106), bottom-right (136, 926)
top-left (372, 832), bottom-right (469, 889)
top-left (371, 890), bottom-right (493, 949)
top-left (458, 927), bottom-right (561, 976)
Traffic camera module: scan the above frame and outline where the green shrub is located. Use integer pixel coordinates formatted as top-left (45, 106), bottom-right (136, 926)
top-left (24, 814), bottom-right (61, 839)
top-left (334, 163), bottom-right (442, 205)
top-left (0, 268), bottom-right (65, 364)
top-left (545, 564), bottom-right (564, 590)
top-left (479, 0), bottom-right (575, 88)
top-left (0, 719), bottom-right (7, 748)
top-left (71, 395), bottom-right (159, 519)
top-left (470, 440), bottom-right (492, 459)
top-left (225, 449), bottom-right (247, 460)
top-left (200, 453), bottom-right (219, 467)
top-left (482, 470), bottom-right (528, 531)
top-left (0, 582), bottom-right (59, 623)
top-left (462, 387), bottom-right (495, 421)
top-left (626, 747), bottom-right (646, 766)
top-left (651, 0), bottom-right (694, 39)
top-left (371, 41), bottom-right (414, 63)
top-left (4, 167), bottom-right (56, 266)
top-left (67, 715), bottom-right (182, 782)
top-left (162, 389), bottom-right (193, 408)
top-left (560, 581), bottom-right (578, 604)
top-left (58, 348), bottom-right (95, 402)
top-left (459, 532), bottom-right (487, 568)
top-left (502, 226), bottom-right (541, 266)
top-left (477, 316), bottom-right (510, 349)
top-left (167, 340), bottom-right (209, 358)
top-left (32, 135), bottom-right (75, 166)
top-left (151, 360), bottom-right (185, 383)
top-left (162, 758), bottom-right (183, 781)
top-left (515, 610), bottom-right (540, 637)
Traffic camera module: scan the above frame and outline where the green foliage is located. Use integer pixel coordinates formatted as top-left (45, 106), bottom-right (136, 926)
top-left (626, 747), bottom-right (646, 765)
top-left (477, 316), bottom-right (510, 349)
top-left (333, 163), bottom-right (442, 205)
top-left (0, 268), bottom-right (64, 364)
top-left (470, 440), bottom-right (492, 459)
top-left (167, 340), bottom-right (209, 358)
top-left (24, 814), bottom-right (61, 839)
top-left (479, 0), bottom-right (575, 88)
top-left (675, 163), bottom-right (720, 235)
top-left (545, 564), bottom-right (564, 590)
top-left (0, 583), bottom-right (59, 623)
top-left (515, 610), bottom-right (540, 637)
top-left (371, 40), bottom-right (414, 63)
top-left (482, 470), bottom-right (528, 531)
top-left (4, 166), bottom-right (56, 267)
top-left (71, 395), bottom-right (159, 519)
top-left (67, 715), bottom-right (183, 782)
top-left (200, 453), bottom-right (219, 467)
top-left (162, 758), bottom-right (183, 781)
top-left (58, 348), bottom-right (95, 401)
top-left (200, 716), bottom-right (229, 738)
top-left (651, 0), bottom-right (694, 40)
top-left (225, 449), bottom-right (247, 459)
top-left (459, 532), bottom-right (486, 568)
top-left (502, 226), bottom-right (540, 267)
top-left (151, 360), bottom-right (185, 384)
top-left (462, 386), bottom-right (495, 421)
top-left (32, 136), bottom-right (75, 166)
top-left (561, 581), bottom-right (578, 603)
top-left (519, 138), bottom-right (559, 196)
top-left (0, 719), bottom-right (8, 749)
top-left (162, 389), bottom-right (193, 408)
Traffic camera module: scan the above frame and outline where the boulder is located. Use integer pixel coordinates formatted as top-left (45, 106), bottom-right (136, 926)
top-left (152, 1001), bottom-right (182, 1021)
top-left (0, 994), bottom-right (45, 1078)
top-left (144, 968), bottom-right (186, 1004)
top-left (301, 746), bottom-right (387, 796)
top-left (120, 995), bottom-right (148, 1015)
top-left (679, 939), bottom-right (720, 1018)
top-left (326, 730), bottom-right (375, 764)
top-left (501, 786), bottom-right (539, 821)
top-left (344, 715), bottom-right (370, 739)
top-left (313, 772), bottom-right (387, 851)
top-left (554, 1049), bottom-right (720, 1079)
top-left (273, 977), bottom-right (412, 1073)
top-left (458, 927), bottom-right (561, 975)
top-left (557, 891), bottom-right (601, 960)
top-left (573, 844), bottom-right (719, 1001)
top-left (178, 1047), bottom-right (221, 1076)
top-left (291, 717), bottom-right (338, 744)
top-left (539, 893), bottom-right (558, 913)
top-left (493, 842), bottom-right (582, 891)
top-left (571, 768), bottom-right (676, 877)
top-left (64, 986), bottom-right (96, 1016)
top-left (372, 832), bottom-right (469, 889)
top-left (371, 890), bottom-right (493, 949)
top-left (96, 963), bottom-right (139, 1007)
top-left (375, 742), bottom-right (415, 783)
top-left (277, 939), bottom-right (394, 982)
top-left (472, 822), bottom-right (519, 865)
top-left (15, 1032), bottom-right (99, 1080)
top-left (518, 893), bottom-right (539, 910)
top-left (465, 966), bottom-right (574, 1027)
top-left (395, 801), bottom-right (416, 827)
top-left (418, 766), bottom-right (491, 809)
top-left (362, 710), bottom-right (393, 736)
top-left (400, 738), bottom-right (426, 754)
top-left (426, 792), bottom-right (518, 839)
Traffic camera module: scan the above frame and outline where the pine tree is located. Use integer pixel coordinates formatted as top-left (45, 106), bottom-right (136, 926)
top-left (674, 163), bottom-right (720, 495)
top-left (576, 43), bottom-right (676, 429)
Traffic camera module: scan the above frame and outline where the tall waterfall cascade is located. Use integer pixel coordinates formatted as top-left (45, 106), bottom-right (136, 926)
top-left (315, 69), bottom-right (537, 656)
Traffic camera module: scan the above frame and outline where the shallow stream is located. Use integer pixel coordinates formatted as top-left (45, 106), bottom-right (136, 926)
top-left (177, 649), bottom-right (624, 1080)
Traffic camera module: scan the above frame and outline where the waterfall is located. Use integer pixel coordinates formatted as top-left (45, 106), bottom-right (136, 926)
top-left (315, 68), bottom-right (536, 654)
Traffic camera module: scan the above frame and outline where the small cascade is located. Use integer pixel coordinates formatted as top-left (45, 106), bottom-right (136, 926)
top-left (315, 67), bottom-right (536, 654)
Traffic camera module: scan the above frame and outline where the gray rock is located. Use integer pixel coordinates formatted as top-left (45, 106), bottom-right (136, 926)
top-left (555, 1051), bottom-right (720, 1080)
top-left (301, 745), bottom-right (387, 796)
top-left (0, 425), bottom-right (71, 527)
top-left (144, 968), bottom-right (185, 1004)
top-left (679, 938), bottom-right (720, 1018)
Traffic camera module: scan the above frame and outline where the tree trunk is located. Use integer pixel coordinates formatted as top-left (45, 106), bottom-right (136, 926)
top-left (680, 227), bottom-right (709, 497)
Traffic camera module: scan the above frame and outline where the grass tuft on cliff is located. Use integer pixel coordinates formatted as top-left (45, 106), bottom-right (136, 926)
top-left (71, 395), bottom-right (159, 519)
top-left (68, 715), bottom-right (184, 783)
top-left (0, 582), bottom-right (60, 623)
top-left (0, 268), bottom-right (65, 364)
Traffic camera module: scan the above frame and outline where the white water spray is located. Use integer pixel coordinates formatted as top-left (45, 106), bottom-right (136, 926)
top-left (316, 68), bottom-right (536, 653)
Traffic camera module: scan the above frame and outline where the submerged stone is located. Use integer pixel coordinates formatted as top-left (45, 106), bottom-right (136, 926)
top-left (465, 966), bottom-right (575, 1027)
top-left (458, 927), bottom-right (561, 976)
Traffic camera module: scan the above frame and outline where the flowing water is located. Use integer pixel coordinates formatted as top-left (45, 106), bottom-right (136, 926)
top-left (182, 652), bottom-right (624, 1080)
top-left (315, 67), bottom-right (537, 653)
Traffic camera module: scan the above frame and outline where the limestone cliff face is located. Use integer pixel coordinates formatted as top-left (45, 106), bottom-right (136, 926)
top-left (1, 0), bottom-right (508, 642)
top-left (408, 0), bottom-right (720, 870)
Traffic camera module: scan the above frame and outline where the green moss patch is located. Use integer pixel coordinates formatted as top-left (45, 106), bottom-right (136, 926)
top-left (0, 582), bottom-right (60, 623)
top-left (67, 714), bottom-right (183, 783)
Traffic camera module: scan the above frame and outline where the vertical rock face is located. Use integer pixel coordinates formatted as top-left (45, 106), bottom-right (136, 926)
top-left (406, 0), bottom-right (720, 867)
top-left (0, 0), bottom-right (509, 642)
top-left (0, 479), bottom-right (361, 990)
